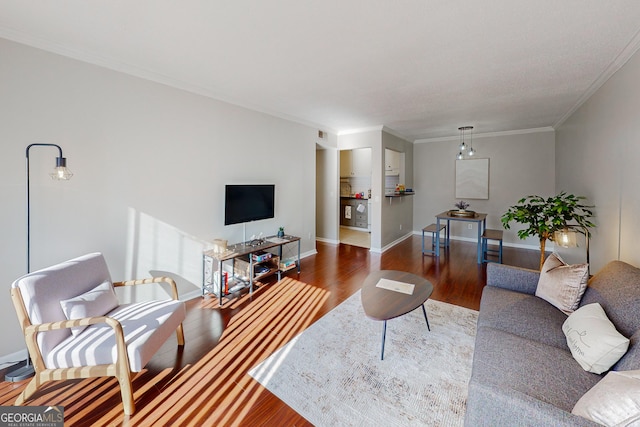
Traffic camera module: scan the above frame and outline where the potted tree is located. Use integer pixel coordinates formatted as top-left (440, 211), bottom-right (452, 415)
top-left (501, 192), bottom-right (595, 270)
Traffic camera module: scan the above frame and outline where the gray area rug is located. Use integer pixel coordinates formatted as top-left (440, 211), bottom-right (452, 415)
top-left (249, 290), bottom-right (478, 426)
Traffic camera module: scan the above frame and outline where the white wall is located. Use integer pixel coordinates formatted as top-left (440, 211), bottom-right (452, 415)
top-left (413, 130), bottom-right (556, 247)
top-left (381, 131), bottom-right (414, 248)
top-left (315, 134), bottom-right (339, 243)
top-left (0, 38), bottom-right (318, 357)
top-left (556, 47), bottom-right (640, 273)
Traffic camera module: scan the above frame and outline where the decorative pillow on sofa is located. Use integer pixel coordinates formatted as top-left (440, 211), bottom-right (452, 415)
top-left (536, 253), bottom-right (589, 314)
top-left (572, 369), bottom-right (640, 426)
top-left (59, 281), bottom-right (119, 336)
top-left (562, 303), bottom-right (630, 374)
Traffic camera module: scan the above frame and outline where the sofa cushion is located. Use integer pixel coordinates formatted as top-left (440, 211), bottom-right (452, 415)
top-left (479, 285), bottom-right (570, 350)
top-left (563, 303), bottom-right (629, 374)
top-left (536, 253), bottom-right (589, 315)
top-left (471, 326), bottom-right (602, 413)
top-left (59, 280), bottom-right (119, 336)
top-left (486, 263), bottom-right (540, 295)
top-left (572, 370), bottom-right (640, 426)
top-left (466, 379), bottom-right (600, 427)
top-left (581, 261), bottom-right (640, 339)
top-left (44, 299), bottom-right (186, 372)
top-left (614, 330), bottom-right (640, 371)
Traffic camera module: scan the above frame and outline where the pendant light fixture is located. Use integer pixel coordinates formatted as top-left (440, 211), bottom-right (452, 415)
top-left (456, 126), bottom-right (475, 159)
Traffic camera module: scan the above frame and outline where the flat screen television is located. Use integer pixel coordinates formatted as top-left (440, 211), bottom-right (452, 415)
top-left (224, 184), bottom-right (275, 225)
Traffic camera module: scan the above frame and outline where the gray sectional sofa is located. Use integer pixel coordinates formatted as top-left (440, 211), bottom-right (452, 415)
top-left (465, 260), bottom-right (640, 426)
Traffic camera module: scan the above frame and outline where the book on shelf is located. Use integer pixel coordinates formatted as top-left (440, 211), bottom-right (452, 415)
top-left (279, 258), bottom-right (297, 270)
top-left (251, 251), bottom-right (273, 262)
top-left (212, 271), bottom-right (230, 295)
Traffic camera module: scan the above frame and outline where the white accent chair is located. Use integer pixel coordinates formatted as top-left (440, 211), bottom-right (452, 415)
top-left (10, 252), bottom-right (186, 415)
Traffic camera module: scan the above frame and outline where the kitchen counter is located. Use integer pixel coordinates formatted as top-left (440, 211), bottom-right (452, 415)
top-left (384, 191), bottom-right (415, 197)
top-left (340, 195), bottom-right (371, 200)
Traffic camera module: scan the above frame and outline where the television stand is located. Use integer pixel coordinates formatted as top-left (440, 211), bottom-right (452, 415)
top-left (202, 235), bottom-right (301, 306)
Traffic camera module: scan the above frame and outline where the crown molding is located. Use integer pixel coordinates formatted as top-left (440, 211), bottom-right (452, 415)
top-left (381, 126), bottom-right (413, 142)
top-left (553, 26), bottom-right (640, 129)
top-left (5, 18), bottom-right (639, 143)
top-left (337, 125), bottom-right (384, 136)
top-left (0, 29), bottom-right (338, 136)
top-left (337, 125), bottom-right (412, 143)
top-left (413, 127), bottom-right (555, 144)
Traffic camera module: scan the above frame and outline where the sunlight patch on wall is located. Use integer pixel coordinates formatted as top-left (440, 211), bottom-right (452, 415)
top-left (124, 208), bottom-right (212, 302)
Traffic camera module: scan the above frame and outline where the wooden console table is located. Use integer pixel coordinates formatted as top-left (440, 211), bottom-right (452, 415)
top-left (203, 235), bottom-right (301, 306)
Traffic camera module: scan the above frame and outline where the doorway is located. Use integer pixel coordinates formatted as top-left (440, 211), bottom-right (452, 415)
top-left (339, 148), bottom-right (372, 248)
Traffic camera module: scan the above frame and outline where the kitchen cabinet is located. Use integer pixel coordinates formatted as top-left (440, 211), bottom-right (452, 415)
top-left (352, 148), bottom-right (371, 176)
top-left (340, 150), bottom-right (353, 178)
top-left (340, 148), bottom-right (371, 177)
top-left (340, 199), bottom-right (355, 226)
top-left (354, 203), bottom-right (368, 228)
top-left (340, 197), bottom-right (368, 229)
top-left (385, 149), bottom-right (400, 176)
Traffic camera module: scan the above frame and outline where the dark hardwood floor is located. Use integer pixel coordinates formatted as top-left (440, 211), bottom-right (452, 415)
top-left (0, 236), bottom-right (540, 426)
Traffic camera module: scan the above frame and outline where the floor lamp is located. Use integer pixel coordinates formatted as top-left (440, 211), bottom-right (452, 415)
top-left (554, 226), bottom-right (591, 276)
top-left (5, 143), bottom-right (73, 382)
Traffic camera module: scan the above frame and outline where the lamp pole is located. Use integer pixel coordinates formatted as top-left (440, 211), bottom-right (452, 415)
top-left (584, 225), bottom-right (591, 277)
top-left (5, 144), bottom-right (73, 382)
top-left (25, 143), bottom-right (73, 272)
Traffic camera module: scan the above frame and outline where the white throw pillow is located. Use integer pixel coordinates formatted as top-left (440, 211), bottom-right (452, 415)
top-left (572, 370), bottom-right (640, 426)
top-left (562, 303), bottom-right (630, 374)
top-left (59, 281), bottom-right (119, 336)
top-left (536, 253), bottom-right (589, 314)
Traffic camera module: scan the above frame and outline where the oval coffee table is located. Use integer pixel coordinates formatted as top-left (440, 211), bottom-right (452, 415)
top-left (361, 270), bottom-right (434, 360)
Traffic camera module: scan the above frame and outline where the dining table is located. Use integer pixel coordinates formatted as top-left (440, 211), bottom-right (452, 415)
top-left (435, 211), bottom-right (488, 264)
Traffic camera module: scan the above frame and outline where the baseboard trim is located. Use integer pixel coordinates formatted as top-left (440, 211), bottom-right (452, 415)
top-left (371, 232), bottom-right (414, 253)
top-left (300, 249), bottom-right (318, 259)
top-left (316, 237), bottom-right (340, 245)
top-left (0, 349), bottom-right (28, 370)
top-left (181, 290), bottom-right (202, 301)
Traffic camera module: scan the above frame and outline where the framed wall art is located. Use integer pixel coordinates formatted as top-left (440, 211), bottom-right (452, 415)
top-left (455, 158), bottom-right (489, 199)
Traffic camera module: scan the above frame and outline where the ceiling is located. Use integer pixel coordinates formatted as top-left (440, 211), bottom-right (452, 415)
top-left (2, 1), bottom-right (640, 141)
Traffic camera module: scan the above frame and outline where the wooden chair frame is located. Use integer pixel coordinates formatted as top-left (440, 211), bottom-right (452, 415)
top-left (11, 276), bottom-right (185, 415)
